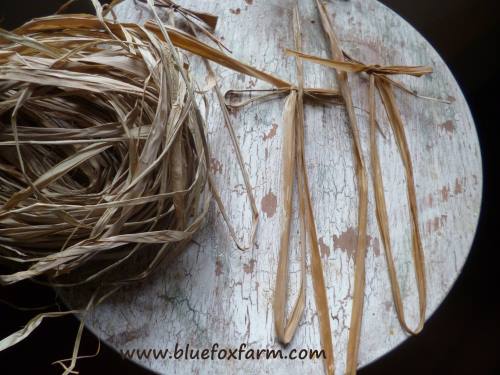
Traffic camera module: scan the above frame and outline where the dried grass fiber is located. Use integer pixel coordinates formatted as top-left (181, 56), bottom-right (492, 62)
top-left (0, 7), bottom-right (214, 290)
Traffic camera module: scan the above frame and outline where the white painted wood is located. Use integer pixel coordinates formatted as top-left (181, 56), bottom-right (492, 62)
top-left (65, 0), bottom-right (482, 373)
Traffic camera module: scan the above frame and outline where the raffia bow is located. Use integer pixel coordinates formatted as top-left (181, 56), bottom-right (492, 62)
top-left (278, 1), bottom-right (436, 373)
top-left (284, 46), bottom-right (430, 337)
top-left (286, 50), bottom-right (432, 77)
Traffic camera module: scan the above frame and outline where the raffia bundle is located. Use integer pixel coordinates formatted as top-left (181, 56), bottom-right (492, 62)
top-left (0, 7), bottom-right (214, 289)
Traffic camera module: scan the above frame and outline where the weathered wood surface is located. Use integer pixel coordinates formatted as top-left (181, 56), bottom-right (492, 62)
top-left (66, 0), bottom-right (482, 373)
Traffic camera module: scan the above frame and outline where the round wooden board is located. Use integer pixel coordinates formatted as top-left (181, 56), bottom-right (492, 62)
top-left (64, 0), bottom-right (482, 373)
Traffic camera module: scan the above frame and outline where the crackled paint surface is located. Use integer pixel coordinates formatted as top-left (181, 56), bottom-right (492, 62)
top-left (64, 1), bottom-right (482, 374)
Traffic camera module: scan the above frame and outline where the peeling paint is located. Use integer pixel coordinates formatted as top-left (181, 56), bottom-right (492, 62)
top-left (425, 193), bottom-right (433, 208)
top-left (319, 237), bottom-right (331, 258)
top-left (261, 191), bottom-right (277, 218)
top-left (426, 214), bottom-right (448, 235)
top-left (454, 177), bottom-right (463, 195)
top-left (263, 123), bottom-right (278, 141)
top-left (243, 259), bottom-right (256, 274)
top-left (332, 227), bottom-right (380, 258)
top-left (333, 227), bottom-right (358, 257)
top-left (438, 120), bottom-right (455, 135)
top-left (372, 237), bottom-right (380, 257)
top-left (210, 158), bottom-right (223, 174)
top-left (215, 259), bottom-right (223, 276)
top-left (440, 185), bottom-right (450, 202)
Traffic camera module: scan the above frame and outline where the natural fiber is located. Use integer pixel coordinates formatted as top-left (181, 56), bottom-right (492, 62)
top-left (273, 8), bottom-right (335, 374)
top-left (0, 5), bottom-right (213, 290)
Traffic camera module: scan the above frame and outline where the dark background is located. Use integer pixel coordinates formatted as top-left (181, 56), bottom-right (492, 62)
top-left (0, 0), bottom-right (498, 374)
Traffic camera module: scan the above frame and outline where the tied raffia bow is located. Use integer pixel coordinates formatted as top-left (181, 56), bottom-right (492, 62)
top-left (223, 8), bottom-right (339, 374)
top-left (285, 48), bottom-right (433, 94)
top-left (285, 45), bottom-right (429, 329)
top-left (287, 52), bottom-right (432, 77)
top-left (283, 1), bottom-right (433, 373)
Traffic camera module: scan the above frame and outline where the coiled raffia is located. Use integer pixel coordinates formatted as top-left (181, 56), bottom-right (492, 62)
top-left (0, 12), bottom-right (211, 288)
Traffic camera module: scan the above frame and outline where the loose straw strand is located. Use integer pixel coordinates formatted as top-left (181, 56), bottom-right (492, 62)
top-left (314, 1), bottom-right (369, 374)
